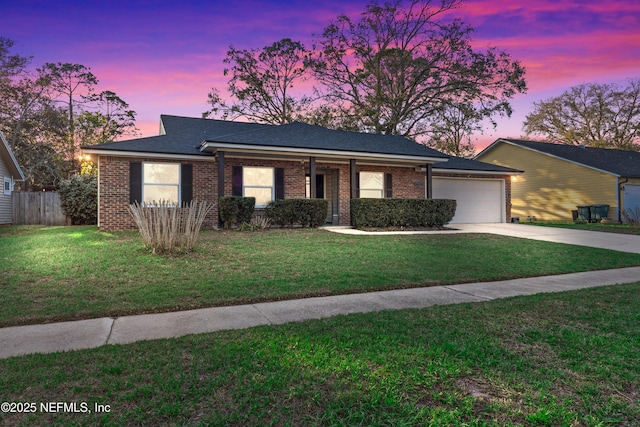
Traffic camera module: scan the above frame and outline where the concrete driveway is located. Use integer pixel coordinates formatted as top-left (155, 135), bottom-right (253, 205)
top-left (454, 223), bottom-right (640, 254)
top-left (324, 223), bottom-right (640, 254)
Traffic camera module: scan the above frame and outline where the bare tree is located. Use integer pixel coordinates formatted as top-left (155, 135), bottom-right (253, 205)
top-left (205, 38), bottom-right (312, 124)
top-left (524, 79), bottom-right (640, 150)
top-left (79, 90), bottom-right (139, 146)
top-left (309, 0), bottom-right (526, 141)
top-left (429, 103), bottom-right (482, 157)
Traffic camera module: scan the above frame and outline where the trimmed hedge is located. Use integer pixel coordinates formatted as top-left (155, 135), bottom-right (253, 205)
top-left (219, 196), bottom-right (255, 228)
top-left (350, 198), bottom-right (457, 228)
top-left (265, 199), bottom-right (329, 228)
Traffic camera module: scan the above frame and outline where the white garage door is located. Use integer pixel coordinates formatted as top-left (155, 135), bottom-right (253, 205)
top-left (624, 184), bottom-right (640, 213)
top-left (432, 178), bottom-right (504, 223)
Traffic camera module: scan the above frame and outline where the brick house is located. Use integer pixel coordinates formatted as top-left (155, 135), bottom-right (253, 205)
top-left (82, 115), bottom-right (519, 231)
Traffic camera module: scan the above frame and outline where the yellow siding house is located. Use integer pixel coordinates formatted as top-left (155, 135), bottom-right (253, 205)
top-left (476, 139), bottom-right (640, 222)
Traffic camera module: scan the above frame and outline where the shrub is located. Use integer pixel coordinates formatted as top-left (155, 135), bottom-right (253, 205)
top-left (237, 215), bottom-right (271, 231)
top-left (219, 196), bottom-right (256, 229)
top-left (58, 174), bottom-right (98, 225)
top-left (129, 200), bottom-right (214, 254)
top-left (264, 199), bottom-right (329, 228)
top-left (350, 198), bottom-right (456, 228)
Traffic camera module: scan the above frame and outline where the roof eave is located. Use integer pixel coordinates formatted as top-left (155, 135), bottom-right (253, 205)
top-left (0, 131), bottom-right (25, 181)
top-left (432, 168), bottom-right (523, 175)
top-left (81, 147), bottom-right (214, 161)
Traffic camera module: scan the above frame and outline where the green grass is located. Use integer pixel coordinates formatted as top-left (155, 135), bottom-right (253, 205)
top-left (524, 221), bottom-right (640, 235)
top-left (1, 283), bottom-right (639, 426)
top-left (2, 225), bottom-right (640, 327)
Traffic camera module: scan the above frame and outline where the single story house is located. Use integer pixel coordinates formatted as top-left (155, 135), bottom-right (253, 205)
top-left (0, 130), bottom-right (25, 224)
top-left (82, 115), bottom-right (520, 231)
top-left (475, 138), bottom-right (640, 222)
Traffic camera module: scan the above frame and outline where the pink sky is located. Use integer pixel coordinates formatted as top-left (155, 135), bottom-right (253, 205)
top-left (3, 0), bottom-right (639, 150)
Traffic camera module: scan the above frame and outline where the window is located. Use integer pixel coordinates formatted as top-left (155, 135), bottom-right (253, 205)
top-left (243, 166), bottom-right (274, 207)
top-left (142, 163), bottom-right (180, 204)
top-left (359, 172), bottom-right (384, 198)
top-left (3, 177), bottom-right (11, 196)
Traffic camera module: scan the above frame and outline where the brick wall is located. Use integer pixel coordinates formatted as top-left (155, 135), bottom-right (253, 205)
top-left (98, 156), bottom-right (217, 231)
top-left (98, 154), bottom-right (512, 231)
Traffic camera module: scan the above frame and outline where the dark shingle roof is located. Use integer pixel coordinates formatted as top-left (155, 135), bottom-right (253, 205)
top-left (84, 115), bottom-right (266, 156)
top-left (500, 139), bottom-right (640, 178)
top-left (83, 115), bottom-right (518, 174)
top-left (434, 155), bottom-right (522, 173)
top-left (205, 121), bottom-right (447, 158)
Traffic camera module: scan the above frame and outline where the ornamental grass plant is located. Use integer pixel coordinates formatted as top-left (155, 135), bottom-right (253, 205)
top-left (129, 200), bottom-right (214, 254)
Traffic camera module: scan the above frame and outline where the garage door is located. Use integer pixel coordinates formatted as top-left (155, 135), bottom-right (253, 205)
top-left (624, 184), bottom-right (640, 214)
top-left (432, 178), bottom-right (504, 223)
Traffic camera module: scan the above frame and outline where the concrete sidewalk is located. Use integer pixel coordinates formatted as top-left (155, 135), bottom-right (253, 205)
top-left (2, 266), bottom-right (639, 360)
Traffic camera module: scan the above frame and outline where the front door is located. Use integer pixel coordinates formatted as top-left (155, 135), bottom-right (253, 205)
top-left (307, 170), bottom-right (340, 225)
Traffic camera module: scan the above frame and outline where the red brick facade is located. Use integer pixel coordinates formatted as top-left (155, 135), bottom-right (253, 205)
top-left (97, 155), bottom-right (511, 231)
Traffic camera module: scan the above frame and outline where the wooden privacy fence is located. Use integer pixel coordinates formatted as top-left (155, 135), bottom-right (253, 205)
top-left (12, 192), bottom-right (71, 226)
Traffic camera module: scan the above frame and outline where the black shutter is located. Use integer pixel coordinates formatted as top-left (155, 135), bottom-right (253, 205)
top-left (181, 164), bottom-right (193, 205)
top-left (356, 172), bottom-right (360, 198)
top-left (316, 174), bottom-right (324, 199)
top-left (275, 168), bottom-right (285, 200)
top-left (385, 173), bottom-right (393, 198)
top-left (232, 166), bottom-right (243, 196)
top-left (130, 162), bottom-right (142, 204)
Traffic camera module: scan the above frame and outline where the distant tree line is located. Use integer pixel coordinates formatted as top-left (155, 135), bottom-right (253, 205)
top-left (0, 37), bottom-right (138, 190)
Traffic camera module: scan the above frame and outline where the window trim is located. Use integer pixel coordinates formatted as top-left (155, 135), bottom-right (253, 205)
top-left (3, 177), bottom-right (12, 196)
top-left (141, 162), bottom-right (181, 206)
top-left (243, 166), bottom-right (275, 208)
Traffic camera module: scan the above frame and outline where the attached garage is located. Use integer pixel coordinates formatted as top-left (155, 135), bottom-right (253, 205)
top-left (433, 177), bottom-right (504, 223)
top-left (624, 184), bottom-right (640, 214)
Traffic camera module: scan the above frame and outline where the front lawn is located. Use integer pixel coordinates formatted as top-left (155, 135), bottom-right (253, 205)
top-left (1, 282), bottom-right (639, 426)
top-left (2, 226), bottom-right (640, 327)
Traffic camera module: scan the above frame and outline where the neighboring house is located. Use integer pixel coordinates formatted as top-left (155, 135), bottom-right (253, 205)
top-left (476, 138), bottom-right (640, 222)
top-left (0, 131), bottom-right (26, 224)
top-left (82, 115), bottom-right (520, 231)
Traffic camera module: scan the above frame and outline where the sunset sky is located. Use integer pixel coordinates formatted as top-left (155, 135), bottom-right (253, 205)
top-left (3, 0), bottom-right (640, 150)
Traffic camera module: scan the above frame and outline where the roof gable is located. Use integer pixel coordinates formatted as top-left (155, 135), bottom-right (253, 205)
top-left (0, 131), bottom-right (25, 180)
top-left (478, 138), bottom-right (640, 178)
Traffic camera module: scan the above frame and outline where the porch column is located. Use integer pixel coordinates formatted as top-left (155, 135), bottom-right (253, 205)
top-left (217, 151), bottom-right (225, 199)
top-left (426, 163), bottom-right (433, 199)
top-left (310, 156), bottom-right (316, 198)
top-left (350, 159), bottom-right (357, 199)
top-left (217, 151), bottom-right (225, 226)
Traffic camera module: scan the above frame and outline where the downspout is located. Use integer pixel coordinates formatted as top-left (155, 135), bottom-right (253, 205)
top-left (618, 177), bottom-right (628, 222)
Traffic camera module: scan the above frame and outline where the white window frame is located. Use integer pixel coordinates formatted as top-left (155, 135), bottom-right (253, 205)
top-left (142, 162), bottom-right (181, 206)
top-left (243, 166), bottom-right (274, 208)
top-left (359, 171), bottom-right (385, 198)
top-left (3, 177), bottom-right (12, 196)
